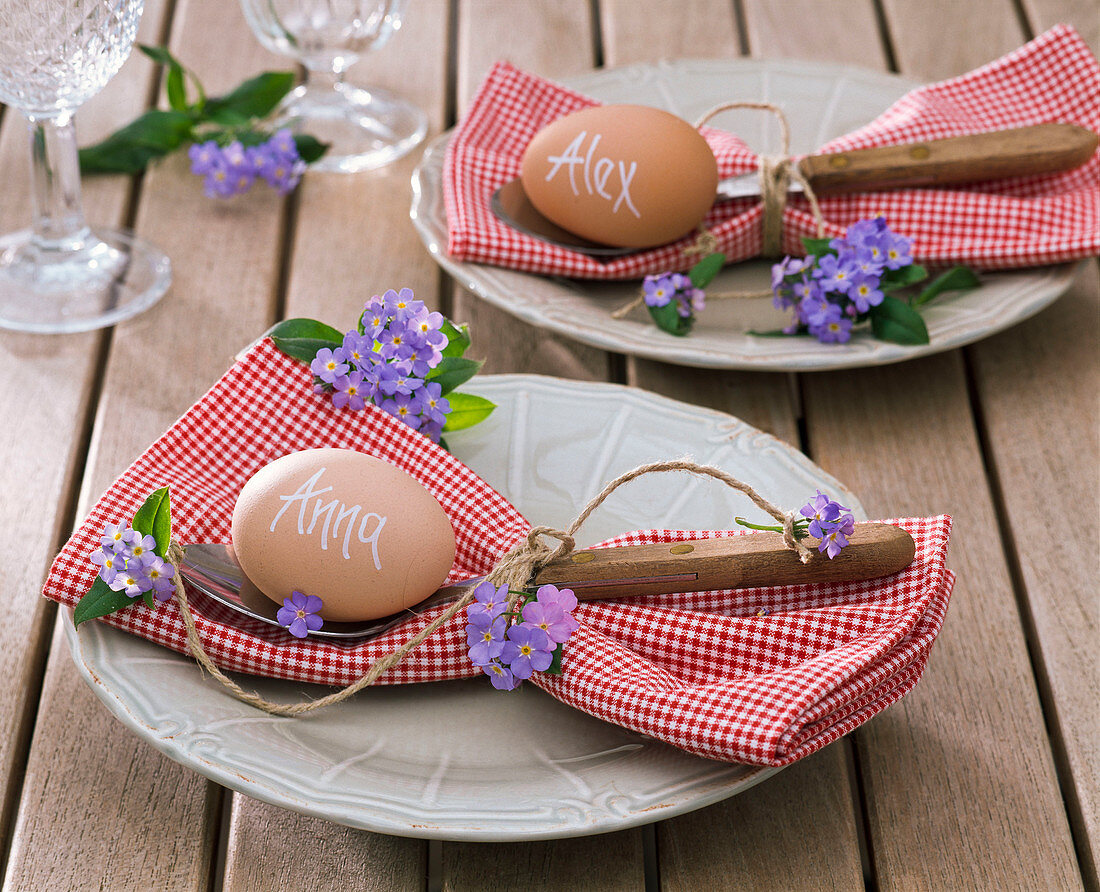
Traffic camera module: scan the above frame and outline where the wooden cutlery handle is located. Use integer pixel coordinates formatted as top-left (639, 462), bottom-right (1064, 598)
top-left (800, 123), bottom-right (1098, 194)
top-left (534, 523), bottom-right (916, 600)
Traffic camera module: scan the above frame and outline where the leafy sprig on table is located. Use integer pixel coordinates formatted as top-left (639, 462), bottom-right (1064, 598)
top-left (642, 252), bottom-right (725, 337)
top-left (766, 217), bottom-right (979, 345)
top-left (78, 44), bottom-right (325, 177)
top-left (641, 217), bottom-right (979, 345)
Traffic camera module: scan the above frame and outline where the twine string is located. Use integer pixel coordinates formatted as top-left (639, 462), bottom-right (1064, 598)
top-left (612, 101), bottom-right (828, 321)
top-left (151, 460), bottom-right (811, 716)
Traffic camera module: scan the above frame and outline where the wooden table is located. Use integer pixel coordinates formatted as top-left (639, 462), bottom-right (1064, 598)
top-left (2, 0), bottom-right (1096, 889)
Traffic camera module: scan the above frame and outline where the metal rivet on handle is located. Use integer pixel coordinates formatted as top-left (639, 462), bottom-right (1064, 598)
top-left (828, 155), bottom-right (850, 169)
top-left (909, 145), bottom-right (931, 160)
top-left (669, 544), bottom-right (694, 554)
top-left (571, 552), bottom-right (595, 563)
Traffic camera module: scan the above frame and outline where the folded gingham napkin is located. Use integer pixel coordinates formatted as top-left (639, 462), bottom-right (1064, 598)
top-left (44, 339), bottom-right (954, 766)
top-left (444, 24), bottom-right (1099, 280)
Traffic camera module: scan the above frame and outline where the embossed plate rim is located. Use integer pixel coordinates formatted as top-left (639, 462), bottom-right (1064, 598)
top-left (410, 57), bottom-right (1079, 371)
top-left (66, 374), bottom-right (865, 840)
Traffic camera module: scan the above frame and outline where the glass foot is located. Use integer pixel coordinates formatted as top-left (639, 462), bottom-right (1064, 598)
top-left (276, 82), bottom-right (428, 173)
top-left (0, 227), bottom-right (171, 334)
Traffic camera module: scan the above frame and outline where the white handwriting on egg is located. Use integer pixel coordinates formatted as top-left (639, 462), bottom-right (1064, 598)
top-left (543, 130), bottom-right (640, 218)
top-left (268, 467), bottom-right (387, 569)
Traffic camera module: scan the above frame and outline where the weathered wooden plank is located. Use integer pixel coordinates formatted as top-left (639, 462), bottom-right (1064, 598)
top-left (1021, 0), bottom-right (1100, 50)
top-left (658, 750), bottom-right (864, 892)
top-left (603, 2), bottom-right (863, 889)
top-left (743, 0), bottom-right (888, 68)
top-left (880, 0), bottom-right (1025, 81)
top-left (219, 2), bottom-right (452, 885)
top-left (225, 794), bottom-right (424, 892)
top-left (803, 353), bottom-right (1082, 890)
top-left (0, 0), bottom-right (170, 874)
top-left (443, 831), bottom-right (645, 891)
top-left (3, 0), bottom-right (291, 887)
top-left (969, 262), bottom-right (1100, 885)
top-left (742, 0), bottom-right (1084, 888)
top-left (441, 1), bottom-right (645, 886)
top-left (600, 0), bottom-right (739, 63)
top-left (451, 0), bottom-right (610, 381)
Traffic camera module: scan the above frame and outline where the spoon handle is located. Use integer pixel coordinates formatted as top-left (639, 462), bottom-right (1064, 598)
top-left (800, 123), bottom-right (1098, 194)
top-left (534, 523), bottom-right (915, 600)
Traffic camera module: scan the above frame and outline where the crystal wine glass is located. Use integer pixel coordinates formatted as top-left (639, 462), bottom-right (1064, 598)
top-left (238, 0), bottom-right (427, 173)
top-left (0, 0), bottom-right (171, 334)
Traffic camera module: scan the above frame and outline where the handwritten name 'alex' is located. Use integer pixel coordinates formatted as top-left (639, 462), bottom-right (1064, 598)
top-left (543, 131), bottom-right (641, 218)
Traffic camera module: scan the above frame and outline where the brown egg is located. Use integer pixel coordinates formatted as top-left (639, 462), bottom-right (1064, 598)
top-left (519, 104), bottom-right (719, 249)
top-left (230, 448), bottom-right (456, 622)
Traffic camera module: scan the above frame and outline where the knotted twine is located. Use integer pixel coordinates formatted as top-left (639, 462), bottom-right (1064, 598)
top-left (612, 102), bottom-right (827, 321)
top-left (157, 459), bottom-right (812, 717)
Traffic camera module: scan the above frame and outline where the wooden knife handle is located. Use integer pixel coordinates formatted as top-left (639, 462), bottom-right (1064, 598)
top-left (799, 123), bottom-right (1098, 194)
top-left (533, 523), bottom-right (916, 600)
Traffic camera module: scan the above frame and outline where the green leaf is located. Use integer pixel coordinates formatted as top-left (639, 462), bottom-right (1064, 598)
top-left (801, 237), bottom-right (833, 257)
top-left (440, 319), bottom-right (471, 357)
top-left (881, 263), bottom-right (928, 291)
top-left (911, 266), bottom-right (980, 308)
top-left (131, 486), bottom-right (172, 555)
top-left (203, 108), bottom-right (252, 128)
top-left (268, 319), bottom-right (345, 363)
top-left (688, 252), bottom-right (725, 289)
top-left (138, 44), bottom-right (180, 67)
top-left (79, 109), bottom-right (196, 174)
top-left (272, 336), bottom-right (342, 364)
top-left (442, 392), bottom-right (496, 432)
top-left (293, 134), bottom-right (328, 164)
top-left (74, 577), bottom-right (137, 627)
top-left (870, 295), bottom-right (930, 345)
top-left (166, 64), bottom-right (187, 111)
top-left (646, 300), bottom-right (692, 336)
top-left (267, 318), bottom-right (345, 342)
top-left (139, 45), bottom-right (205, 113)
top-left (427, 356), bottom-right (482, 395)
top-left (205, 71), bottom-right (296, 121)
top-left (748, 327), bottom-right (810, 338)
top-left (544, 644), bottom-right (564, 676)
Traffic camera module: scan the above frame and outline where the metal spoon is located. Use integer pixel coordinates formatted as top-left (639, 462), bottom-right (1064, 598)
top-left (177, 523), bottom-right (916, 643)
top-left (491, 123), bottom-right (1099, 258)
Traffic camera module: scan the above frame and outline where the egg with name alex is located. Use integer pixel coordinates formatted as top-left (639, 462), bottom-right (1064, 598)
top-left (230, 448), bottom-right (456, 622)
top-left (519, 104), bottom-right (719, 249)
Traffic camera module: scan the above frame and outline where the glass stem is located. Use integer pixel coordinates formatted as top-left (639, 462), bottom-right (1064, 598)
top-left (303, 65), bottom-right (344, 93)
top-left (25, 110), bottom-right (92, 253)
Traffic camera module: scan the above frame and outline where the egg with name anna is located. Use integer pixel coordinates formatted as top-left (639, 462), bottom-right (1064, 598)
top-left (519, 104), bottom-right (719, 249)
top-left (230, 448), bottom-right (457, 623)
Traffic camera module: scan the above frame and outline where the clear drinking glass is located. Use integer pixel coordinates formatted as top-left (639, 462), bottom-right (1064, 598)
top-left (238, 0), bottom-right (427, 173)
top-left (0, 0), bottom-right (171, 334)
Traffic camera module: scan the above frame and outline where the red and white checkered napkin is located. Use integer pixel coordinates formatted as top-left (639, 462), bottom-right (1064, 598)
top-left (444, 24), bottom-right (1099, 280)
top-left (43, 339), bottom-right (954, 766)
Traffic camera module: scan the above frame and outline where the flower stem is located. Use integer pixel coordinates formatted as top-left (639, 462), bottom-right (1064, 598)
top-left (734, 517), bottom-right (783, 533)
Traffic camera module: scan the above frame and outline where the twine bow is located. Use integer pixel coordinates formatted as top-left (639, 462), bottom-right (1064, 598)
top-left (153, 460), bottom-right (811, 716)
top-left (612, 102), bottom-right (828, 321)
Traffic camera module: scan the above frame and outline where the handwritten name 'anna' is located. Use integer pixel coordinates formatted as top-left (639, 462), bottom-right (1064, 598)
top-left (269, 467), bottom-right (386, 569)
top-left (543, 130), bottom-right (640, 218)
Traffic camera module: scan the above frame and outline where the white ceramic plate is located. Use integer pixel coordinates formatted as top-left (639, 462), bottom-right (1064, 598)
top-left (66, 375), bottom-right (865, 840)
top-left (410, 58), bottom-right (1078, 371)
